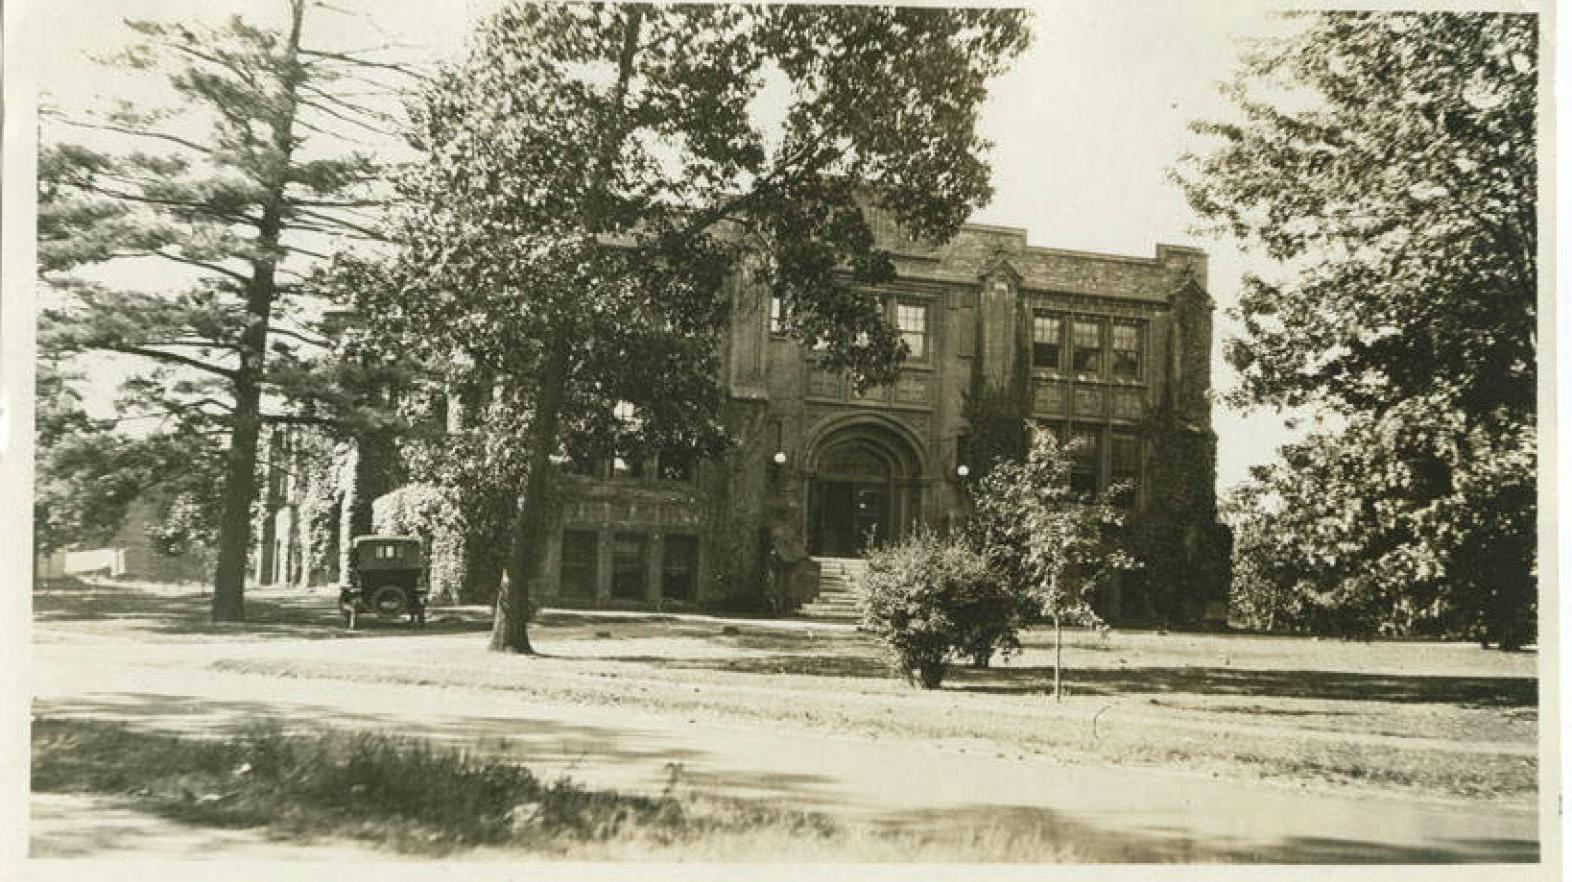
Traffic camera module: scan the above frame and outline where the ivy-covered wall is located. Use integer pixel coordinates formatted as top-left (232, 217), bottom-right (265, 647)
top-left (1118, 278), bottom-right (1231, 624)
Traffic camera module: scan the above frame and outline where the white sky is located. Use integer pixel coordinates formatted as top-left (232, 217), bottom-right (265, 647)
top-left (18, 0), bottom-right (1322, 491)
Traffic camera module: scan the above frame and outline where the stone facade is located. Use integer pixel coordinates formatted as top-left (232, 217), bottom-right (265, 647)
top-left (247, 220), bottom-right (1230, 622)
top-left (534, 220), bottom-right (1229, 622)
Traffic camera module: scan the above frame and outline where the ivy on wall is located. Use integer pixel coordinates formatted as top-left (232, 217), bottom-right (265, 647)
top-left (372, 484), bottom-right (466, 604)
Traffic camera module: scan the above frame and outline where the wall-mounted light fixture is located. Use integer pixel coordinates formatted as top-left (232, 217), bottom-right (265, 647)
top-left (772, 451), bottom-right (788, 466)
top-left (955, 464), bottom-right (970, 479)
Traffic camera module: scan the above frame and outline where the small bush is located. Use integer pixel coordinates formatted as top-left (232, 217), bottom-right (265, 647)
top-left (859, 528), bottom-right (1018, 689)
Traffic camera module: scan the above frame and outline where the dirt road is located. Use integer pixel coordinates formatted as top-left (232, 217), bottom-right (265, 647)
top-left (29, 625), bottom-right (1540, 863)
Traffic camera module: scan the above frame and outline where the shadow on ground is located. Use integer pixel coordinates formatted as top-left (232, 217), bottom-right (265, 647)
top-left (33, 693), bottom-right (839, 809)
top-left (1056, 666), bottom-right (1536, 708)
top-left (30, 705), bottom-right (1539, 863)
top-left (33, 582), bottom-right (494, 640)
top-left (933, 662), bottom-right (1534, 708)
top-left (590, 648), bottom-right (1535, 710)
top-left (605, 652), bottom-right (892, 679)
top-left (875, 804), bottom-right (1539, 863)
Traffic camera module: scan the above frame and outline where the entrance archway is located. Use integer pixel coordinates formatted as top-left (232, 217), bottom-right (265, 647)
top-left (805, 419), bottom-right (925, 558)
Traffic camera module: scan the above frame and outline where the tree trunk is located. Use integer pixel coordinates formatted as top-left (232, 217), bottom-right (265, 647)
top-left (489, 6), bottom-right (640, 651)
top-left (208, 0), bottom-right (307, 622)
top-left (1053, 613), bottom-right (1063, 702)
top-left (211, 370), bottom-right (262, 621)
top-left (490, 345), bottom-right (570, 654)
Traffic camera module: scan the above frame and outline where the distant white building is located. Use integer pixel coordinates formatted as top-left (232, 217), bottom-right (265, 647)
top-left (35, 496), bottom-right (208, 583)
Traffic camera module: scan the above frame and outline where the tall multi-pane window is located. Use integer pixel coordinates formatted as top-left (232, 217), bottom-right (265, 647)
top-left (1112, 321), bottom-right (1143, 380)
top-left (560, 531), bottom-right (598, 598)
top-left (896, 302), bottom-right (928, 360)
top-left (1069, 427), bottom-right (1100, 496)
top-left (769, 295), bottom-right (785, 335)
top-left (661, 535), bottom-right (699, 601)
top-left (1110, 429), bottom-right (1140, 506)
top-left (1032, 312), bottom-right (1064, 369)
top-left (611, 401), bottom-right (644, 479)
top-left (1072, 319), bottom-right (1103, 376)
top-left (611, 533), bottom-right (648, 600)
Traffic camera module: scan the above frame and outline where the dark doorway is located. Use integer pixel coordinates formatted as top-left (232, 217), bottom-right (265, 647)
top-left (806, 424), bottom-right (922, 559)
top-left (811, 480), bottom-right (889, 557)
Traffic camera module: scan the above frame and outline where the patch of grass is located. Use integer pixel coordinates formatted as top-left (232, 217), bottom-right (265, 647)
top-left (219, 652), bottom-right (1539, 807)
top-left (31, 719), bottom-right (835, 856)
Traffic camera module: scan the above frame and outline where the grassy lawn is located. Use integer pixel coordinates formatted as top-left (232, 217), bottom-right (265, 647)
top-left (219, 608), bottom-right (1536, 807)
top-left (31, 718), bottom-right (1084, 861)
top-left (36, 580), bottom-right (1539, 810)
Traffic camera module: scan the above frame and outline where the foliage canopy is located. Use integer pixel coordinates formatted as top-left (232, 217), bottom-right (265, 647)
top-left (371, 2), bottom-right (1031, 651)
top-left (1176, 12), bottom-right (1538, 647)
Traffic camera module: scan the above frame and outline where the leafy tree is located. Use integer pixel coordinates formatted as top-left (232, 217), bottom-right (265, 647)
top-left (968, 426), bottom-right (1136, 700)
top-left (373, 3), bottom-right (1031, 652)
top-left (1224, 393), bottom-right (1534, 643)
top-left (395, 391), bottom-right (532, 605)
top-left (38, 1), bottom-right (415, 618)
top-left (34, 359), bottom-right (227, 561)
top-left (1175, 12), bottom-right (1537, 648)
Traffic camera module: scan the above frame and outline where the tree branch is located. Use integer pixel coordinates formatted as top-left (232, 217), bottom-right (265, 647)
top-left (150, 249), bottom-right (253, 283)
top-left (104, 344), bottom-right (239, 380)
top-left (298, 47), bottom-right (427, 80)
top-left (55, 117), bottom-right (214, 156)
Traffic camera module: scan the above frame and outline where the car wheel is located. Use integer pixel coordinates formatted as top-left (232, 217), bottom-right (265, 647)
top-left (370, 585), bottom-right (408, 617)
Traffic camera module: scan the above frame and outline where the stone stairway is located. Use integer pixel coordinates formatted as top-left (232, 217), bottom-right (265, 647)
top-left (799, 556), bottom-right (868, 621)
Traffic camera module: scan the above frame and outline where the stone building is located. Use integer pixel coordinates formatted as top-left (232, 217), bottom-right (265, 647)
top-left (249, 217), bottom-right (1230, 623)
top-left (529, 219), bottom-right (1230, 623)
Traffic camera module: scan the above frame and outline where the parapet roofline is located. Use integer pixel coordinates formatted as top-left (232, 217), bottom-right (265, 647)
top-left (953, 221), bottom-right (1206, 268)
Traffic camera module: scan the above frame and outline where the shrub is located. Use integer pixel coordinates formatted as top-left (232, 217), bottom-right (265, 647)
top-left (859, 528), bottom-right (1017, 689)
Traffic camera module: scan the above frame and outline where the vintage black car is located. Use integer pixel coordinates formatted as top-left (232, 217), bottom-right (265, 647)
top-left (341, 535), bottom-right (428, 630)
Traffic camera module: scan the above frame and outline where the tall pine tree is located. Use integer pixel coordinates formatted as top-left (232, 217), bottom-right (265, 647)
top-left (39, 1), bottom-right (415, 619)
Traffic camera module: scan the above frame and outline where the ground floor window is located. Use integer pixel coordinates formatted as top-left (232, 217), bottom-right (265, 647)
top-left (560, 530), bottom-right (597, 598)
top-left (611, 532), bottom-right (648, 600)
top-left (1070, 427), bottom-right (1101, 497)
top-left (1110, 429), bottom-right (1140, 506)
top-left (559, 529), bottom-right (703, 604)
top-left (662, 535), bottom-right (699, 601)
top-left (657, 451), bottom-right (695, 481)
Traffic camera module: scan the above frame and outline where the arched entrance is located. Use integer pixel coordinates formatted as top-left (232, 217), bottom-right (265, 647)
top-left (805, 419), bottom-right (925, 557)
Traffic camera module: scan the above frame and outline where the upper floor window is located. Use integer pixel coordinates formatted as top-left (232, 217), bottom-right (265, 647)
top-left (1112, 321), bottom-right (1144, 380)
top-left (611, 454), bottom-right (647, 479)
top-left (769, 295), bottom-right (785, 335)
top-left (656, 450), bottom-right (696, 482)
top-left (896, 302), bottom-right (928, 361)
top-left (1072, 320), bottom-right (1103, 376)
top-left (1032, 312), bottom-right (1064, 369)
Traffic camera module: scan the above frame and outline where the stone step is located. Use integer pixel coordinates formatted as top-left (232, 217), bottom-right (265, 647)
top-left (799, 608), bottom-right (860, 621)
top-left (803, 556), bottom-right (867, 620)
